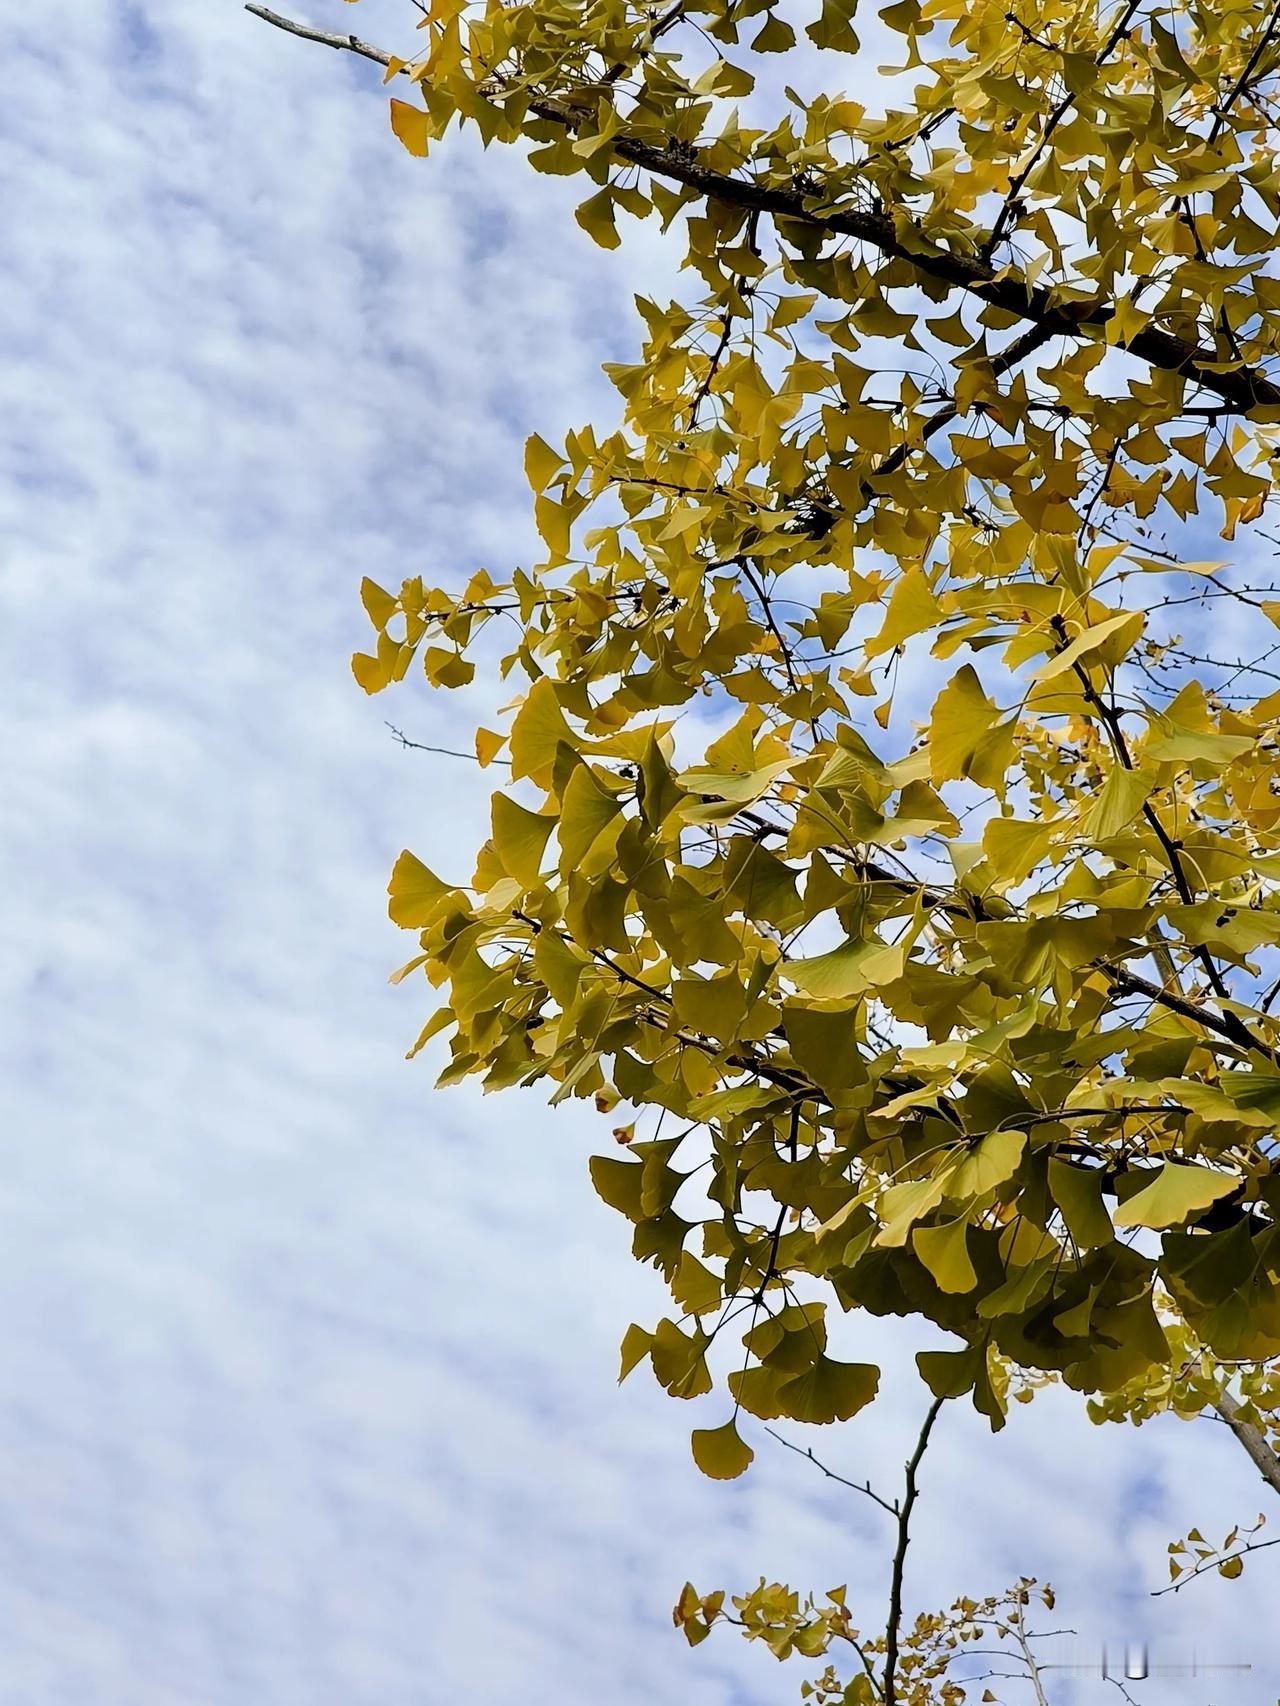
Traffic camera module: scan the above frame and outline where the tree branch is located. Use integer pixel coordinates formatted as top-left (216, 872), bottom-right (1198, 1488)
top-left (387, 722), bottom-right (510, 765)
top-left (1152, 1529), bottom-right (1280, 1594)
top-left (246, 3), bottom-right (393, 67)
top-left (883, 1396), bottom-right (945, 1706)
top-left (245, 4), bottom-right (1280, 416)
top-left (1054, 622), bottom-right (1279, 1064)
top-left (1209, 0), bottom-right (1280, 140)
top-left (983, 0), bottom-right (1145, 260)
top-left (764, 1426), bottom-right (901, 1518)
top-left (868, 315), bottom-right (1070, 487)
top-left (1008, 1597), bottom-right (1052, 1706)
top-left (1215, 1392), bottom-right (1280, 1498)
top-left (1100, 962), bottom-right (1276, 1062)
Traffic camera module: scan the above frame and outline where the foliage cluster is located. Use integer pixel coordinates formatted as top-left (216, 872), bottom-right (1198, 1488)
top-left (252, 0), bottom-right (1280, 1690)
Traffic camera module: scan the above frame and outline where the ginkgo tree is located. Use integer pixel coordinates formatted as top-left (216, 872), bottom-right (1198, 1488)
top-left (253, 0), bottom-right (1280, 1691)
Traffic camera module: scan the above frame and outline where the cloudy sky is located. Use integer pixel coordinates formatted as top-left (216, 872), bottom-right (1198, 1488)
top-left (0, 3), bottom-right (1275, 1702)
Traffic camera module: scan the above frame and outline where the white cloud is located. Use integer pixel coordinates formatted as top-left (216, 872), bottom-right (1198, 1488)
top-left (0, 2), bottom-right (1275, 1701)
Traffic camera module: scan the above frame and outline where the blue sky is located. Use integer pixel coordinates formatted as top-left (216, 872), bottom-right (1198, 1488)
top-left (0, 3), bottom-right (1275, 1702)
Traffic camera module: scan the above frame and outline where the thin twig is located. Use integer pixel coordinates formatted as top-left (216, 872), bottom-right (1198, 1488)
top-left (602, 0), bottom-right (687, 84)
top-left (1152, 1532), bottom-right (1280, 1596)
top-left (1209, 0), bottom-right (1280, 140)
top-left (866, 316), bottom-right (1067, 490)
top-left (764, 1427), bottom-right (900, 1517)
top-left (387, 722), bottom-right (511, 765)
top-left (984, 0), bottom-right (1144, 258)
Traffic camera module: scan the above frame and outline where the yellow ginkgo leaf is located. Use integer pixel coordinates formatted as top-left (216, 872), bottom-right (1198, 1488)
top-left (691, 1419), bottom-right (754, 1479)
top-left (389, 98), bottom-right (429, 157)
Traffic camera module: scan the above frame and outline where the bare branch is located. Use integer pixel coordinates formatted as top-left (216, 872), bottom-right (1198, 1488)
top-left (1215, 1392), bottom-right (1280, 1498)
top-left (246, 4), bottom-right (394, 69)
top-left (386, 722), bottom-right (511, 766)
top-left (763, 1426), bottom-right (901, 1518)
top-left (1008, 1597), bottom-right (1052, 1706)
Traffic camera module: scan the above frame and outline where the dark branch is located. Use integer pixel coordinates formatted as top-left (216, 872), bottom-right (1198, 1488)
top-left (883, 1396), bottom-right (946, 1706)
top-left (245, 4), bottom-right (1280, 416)
top-left (764, 1426), bottom-right (901, 1518)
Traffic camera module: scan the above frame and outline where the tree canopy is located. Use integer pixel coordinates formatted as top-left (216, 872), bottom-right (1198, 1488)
top-left (255, 0), bottom-right (1280, 1671)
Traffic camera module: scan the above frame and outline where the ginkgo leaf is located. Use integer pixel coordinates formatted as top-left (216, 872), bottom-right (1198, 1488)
top-left (1113, 1163), bottom-right (1238, 1232)
top-left (672, 974), bottom-right (748, 1042)
top-left (1034, 610), bottom-right (1143, 681)
top-left (916, 1344), bottom-right (982, 1398)
top-left (928, 666), bottom-right (1012, 790)
top-left (619, 1324), bottom-right (654, 1382)
top-left (876, 1173), bottom-right (950, 1246)
top-left (976, 1254), bottom-right (1056, 1321)
top-left (671, 1251), bottom-right (722, 1316)
top-left (949, 1129), bottom-right (1026, 1200)
top-left (534, 493), bottom-right (573, 559)
top-left (1085, 767), bottom-right (1153, 840)
top-left (492, 792), bottom-right (554, 885)
top-left (785, 940), bottom-right (873, 999)
top-left (771, 292), bottom-right (818, 329)
top-left (575, 187), bottom-right (620, 249)
top-left (650, 1320), bottom-right (712, 1399)
top-left (1144, 728), bottom-right (1254, 767)
top-left (423, 646), bottom-right (474, 689)
top-left (389, 98), bottom-right (430, 157)
top-left (509, 678), bottom-right (574, 784)
top-left (676, 760), bottom-right (793, 805)
top-left (983, 815), bottom-right (1061, 886)
top-left (776, 1357), bottom-right (879, 1424)
top-left (589, 1154), bottom-right (645, 1222)
top-left (1048, 1157), bottom-right (1114, 1248)
top-left (812, 0), bottom-right (863, 48)
top-left (866, 567), bottom-right (940, 655)
top-left (524, 433), bottom-right (563, 494)
top-left (745, 1302), bottom-right (827, 1371)
top-left (784, 1003), bottom-right (865, 1097)
top-left (913, 1217), bottom-right (978, 1293)
top-left (352, 650), bottom-right (393, 695)
top-left (558, 760), bottom-right (623, 872)
top-left (728, 1364), bottom-right (788, 1421)
top-left (752, 11), bottom-right (796, 51)
top-left (787, 938), bottom-right (907, 1000)
top-left (691, 1419), bottom-right (754, 1479)
top-left (475, 727), bottom-right (506, 767)
top-left (639, 732), bottom-right (685, 831)
top-left (387, 850), bottom-right (449, 927)
top-left (360, 576), bottom-right (398, 631)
